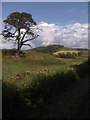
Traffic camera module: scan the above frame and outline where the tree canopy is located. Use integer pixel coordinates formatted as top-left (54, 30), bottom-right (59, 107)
top-left (2, 12), bottom-right (39, 57)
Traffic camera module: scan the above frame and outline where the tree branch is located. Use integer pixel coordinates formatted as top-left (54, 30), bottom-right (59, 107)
top-left (22, 35), bottom-right (39, 44)
top-left (21, 29), bottom-right (28, 43)
top-left (23, 43), bottom-right (32, 48)
top-left (2, 30), bottom-right (17, 38)
top-left (12, 30), bottom-right (17, 35)
top-left (3, 34), bottom-right (17, 38)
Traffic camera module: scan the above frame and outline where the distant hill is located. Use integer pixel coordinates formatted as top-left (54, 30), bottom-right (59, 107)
top-left (2, 44), bottom-right (88, 58)
top-left (32, 44), bottom-right (64, 54)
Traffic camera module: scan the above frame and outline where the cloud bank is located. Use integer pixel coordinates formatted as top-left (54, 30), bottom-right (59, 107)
top-left (0, 22), bottom-right (88, 49)
top-left (35, 22), bottom-right (88, 49)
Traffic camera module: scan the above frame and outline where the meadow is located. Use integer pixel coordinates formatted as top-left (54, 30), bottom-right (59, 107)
top-left (0, 51), bottom-right (2, 80)
top-left (2, 45), bottom-right (89, 119)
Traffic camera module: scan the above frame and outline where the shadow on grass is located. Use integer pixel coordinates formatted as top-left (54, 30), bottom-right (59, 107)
top-left (2, 82), bottom-right (26, 119)
top-left (72, 58), bottom-right (90, 77)
top-left (2, 64), bottom-right (88, 119)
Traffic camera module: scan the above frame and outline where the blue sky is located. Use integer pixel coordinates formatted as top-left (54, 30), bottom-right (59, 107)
top-left (1, 2), bottom-right (88, 49)
top-left (1, 0), bottom-right (89, 2)
top-left (2, 2), bottom-right (88, 25)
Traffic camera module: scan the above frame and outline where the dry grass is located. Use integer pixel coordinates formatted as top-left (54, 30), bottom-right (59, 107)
top-left (53, 50), bottom-right (79, 55)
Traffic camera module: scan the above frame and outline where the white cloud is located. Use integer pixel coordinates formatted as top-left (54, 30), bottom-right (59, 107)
top-left (34, 22), bottom-right (88, 49)
top-left (0, 35), bottom-right (14, 49)
top-left (0, 22), bottom-right (88, 49)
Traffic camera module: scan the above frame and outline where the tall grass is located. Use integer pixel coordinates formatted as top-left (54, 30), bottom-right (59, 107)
top-left (2, 50), bottom-right (88, 118)
top-left (3, 65), bottom-right (88, 118)
top-left (0, 51), bottom-right (2, 80)
top-left (3, 67), bottom-right (83, 119)
top-left (75, 58), bottom-right (89, 77)
top-left (24, 68), bottom-right (78, 106)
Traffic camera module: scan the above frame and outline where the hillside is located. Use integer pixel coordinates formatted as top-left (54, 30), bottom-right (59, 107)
top-left (2, 47), bottom-right (88, 119)
top-left (31, 44), bottom-right (88, 55)
top-left (30, 45), bottom-right (88, 59)
top-left (32, 44), bottom-right (64, 54)
top-left (2, 44), bottom-right (88, 57)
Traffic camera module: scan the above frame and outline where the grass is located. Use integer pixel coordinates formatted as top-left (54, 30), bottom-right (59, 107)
top-left (0, 51), bottom-right (2, 80)
top-left (2, 48), bottom-right (88, 119)
top-left (32, 44), bottom-right (64, 54)
top-left (3, 67), bottom-right (88, 118)
top-left (53, 50), bottom-right (79, 55)
top-left (3, 50), bottom-right (86, 82)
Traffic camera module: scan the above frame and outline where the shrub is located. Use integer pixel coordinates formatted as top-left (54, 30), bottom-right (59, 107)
top-left (58, 52), bottom-right (76, 58)
top-left (2, 49), bottom-right (25, 57)
top-left (28, 68), bottom-right (78, 105)
top-left (78, 52), bottom-right (82, 56)
top-left (76, 58), bottom-right (90, 77)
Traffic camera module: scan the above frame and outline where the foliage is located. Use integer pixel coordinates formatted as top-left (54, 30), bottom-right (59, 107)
top-left (75, 58), bottom-right (90, 77)
top-left (2, 12), bottom-right (39, 57)
top-left (2, 49), bottom-right (25, 57)
top-left (33, 44), bottom-right (64, 54)
top-left (3, 12), bottom-right (36, 29)
top-left (3, 65), bottom-right (88, 118)
top-left (78, 51), bottom-right (83, 56)
top-left (57, 52), bottom-right (82, 58)
top-left (2, 49), bottom-right (88, 118)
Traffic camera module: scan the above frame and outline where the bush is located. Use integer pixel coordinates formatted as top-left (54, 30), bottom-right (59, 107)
top-left (2, 49), bottom-right (25, 57)
top-left (76, 58), bottom-right (90, 77)
top-left (78, 52), bottom-right (82, 56)
top-left (58, 52), bottom-right (76, 58)
top-left (57, 52), bottom-right (82, 58)
top-left (28, 69), bottom-right (78, 104)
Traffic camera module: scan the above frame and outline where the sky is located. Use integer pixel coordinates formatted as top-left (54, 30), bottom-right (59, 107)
top-left (0, 2), bottom-right (89, 49)
top-left (2, 2), bottom-right (88, 24)
top-left (1, 0), bottom-right (89, 2)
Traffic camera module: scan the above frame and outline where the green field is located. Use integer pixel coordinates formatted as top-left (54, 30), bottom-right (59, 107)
top-left (0, 51), bottom-right (2, 80)
top-left (2, 45), bottom-right (89, 119)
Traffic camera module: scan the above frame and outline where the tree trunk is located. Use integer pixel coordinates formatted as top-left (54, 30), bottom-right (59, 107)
top-left (15, 28), bottom-right (21, 58)
top-left (15, 45), bottom-right (21, 58)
